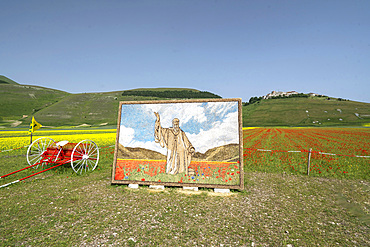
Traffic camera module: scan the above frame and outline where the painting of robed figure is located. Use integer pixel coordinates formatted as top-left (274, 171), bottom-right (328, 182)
top-left (154, 112), bottom-right (195, 175)
top-left (111, 98), bottom-right (244, 189)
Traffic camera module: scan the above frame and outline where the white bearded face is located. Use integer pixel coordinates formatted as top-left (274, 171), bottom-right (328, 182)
top-left (172, 118), bottom-right (180, 133)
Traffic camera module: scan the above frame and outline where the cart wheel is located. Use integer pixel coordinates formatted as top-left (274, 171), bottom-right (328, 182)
top-left (27, 137), bottom-right (55, 168)
top-left (71, 140), bottom-right (99, 174)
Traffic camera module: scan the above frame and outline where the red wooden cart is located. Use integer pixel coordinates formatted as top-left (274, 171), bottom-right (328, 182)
top-left (0, 137), bottom-right (99, 188)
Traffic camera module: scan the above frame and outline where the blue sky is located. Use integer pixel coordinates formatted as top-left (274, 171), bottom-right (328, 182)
top-left (1, 0), bottom-right (369, 103)
top-left (119, 101), bottom-right (239, 154)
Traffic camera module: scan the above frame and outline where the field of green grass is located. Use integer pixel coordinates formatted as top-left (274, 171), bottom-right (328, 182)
top-left (0, 84), bottom-right (69, 124)
top-left (0, 128), bottom-right (368, 246)
top-left (242, 97), bottom-right (370, 127)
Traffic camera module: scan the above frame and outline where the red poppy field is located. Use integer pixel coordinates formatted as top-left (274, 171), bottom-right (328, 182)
top-left (243, 127), bottom-right (370, 179)
top-left (113, 127), bottom-right (369, 183)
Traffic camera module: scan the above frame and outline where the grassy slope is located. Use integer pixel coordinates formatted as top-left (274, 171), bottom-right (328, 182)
top-left (32, 91), bottom-right (202, 127)
top-left (21, 93), bottom-right (370, 127)
top-left (1, 75), bottom-right (369, 127)
top-left (243, 97), bottom-right (370, 127)
top-left (0, 75), bottom-right (19, 85)
top-left (0, 84), bottom-right (69, 123)
top-left (0, 83), bottom-right (211, 127)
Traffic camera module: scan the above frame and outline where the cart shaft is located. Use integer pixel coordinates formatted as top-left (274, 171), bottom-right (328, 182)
top-left (1, 162), bottom-right (42, 179)
top-left (0, 163), bottom-right (63, 188)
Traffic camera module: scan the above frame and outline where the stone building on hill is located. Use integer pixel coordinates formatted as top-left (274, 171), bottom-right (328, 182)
top-left (263, 90), bottom-right (299, 99)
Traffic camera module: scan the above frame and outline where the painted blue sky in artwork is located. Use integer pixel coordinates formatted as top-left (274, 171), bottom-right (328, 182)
top-left (119, 101), bottom-right (239, 154)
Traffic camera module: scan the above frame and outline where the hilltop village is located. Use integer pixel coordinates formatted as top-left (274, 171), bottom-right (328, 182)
top-left (263, 90), bottom-right (322, 99)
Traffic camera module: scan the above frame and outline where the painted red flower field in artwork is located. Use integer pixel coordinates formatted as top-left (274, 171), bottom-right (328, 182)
top-left (115, 159), bottom-right (241, 185)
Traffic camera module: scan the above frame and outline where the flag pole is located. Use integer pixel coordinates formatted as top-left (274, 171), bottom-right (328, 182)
top-left (29, 116), bottom-right (41, 144)
top-left (29, 117), bottom-right (33, 144)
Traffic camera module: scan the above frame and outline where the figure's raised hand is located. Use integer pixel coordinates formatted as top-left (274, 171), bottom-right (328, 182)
top-left (154, 112), bottom-right (160, 121)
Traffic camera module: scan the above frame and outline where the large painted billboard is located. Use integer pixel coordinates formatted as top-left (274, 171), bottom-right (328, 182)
top-left (111, 98), bottom-right (243, 189)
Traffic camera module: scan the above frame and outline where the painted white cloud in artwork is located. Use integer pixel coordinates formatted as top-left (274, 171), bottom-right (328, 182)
top-left (118, 125), bottom-right (135, 146)
top-left (142, 103), bottom-right (207, 127)
top-left (189, 111), bottom-right (239, 153)
top-left (119, 101), bottom-right (239, 155)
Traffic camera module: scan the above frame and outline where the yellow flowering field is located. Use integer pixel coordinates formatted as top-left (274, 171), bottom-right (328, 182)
top-left (0, 129), bottom-right (117, 152)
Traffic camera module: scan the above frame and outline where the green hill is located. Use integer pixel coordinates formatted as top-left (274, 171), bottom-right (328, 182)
top-left (0, 76), bottom-right (222, 127)
top-left (121, 88), bottom-right (221, 99)
top-left (1, 75), bottom-right (369, 127)
top-left (0, 83), bottom-right (70, 127)
top-left (0, 75), bottom-right (20, 85)
top-left (243, 97), bottom-right (370, 127)
top-left (32, 88), bottom-right (222, 127)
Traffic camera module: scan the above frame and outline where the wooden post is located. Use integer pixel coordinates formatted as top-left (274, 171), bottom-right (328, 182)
top-left (307, 148), bottom-right (312, 175)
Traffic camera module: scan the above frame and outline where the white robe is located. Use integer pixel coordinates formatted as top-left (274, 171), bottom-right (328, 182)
top-left (154, 120), bottom-right (194, 175)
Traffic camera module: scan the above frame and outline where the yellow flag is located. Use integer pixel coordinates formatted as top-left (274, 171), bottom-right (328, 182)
top-left (28, 116), bottom-right (42, 135)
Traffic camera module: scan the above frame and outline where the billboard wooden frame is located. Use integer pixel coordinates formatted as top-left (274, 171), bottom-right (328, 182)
top-left (111, 98), bottom-right (244, 190)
